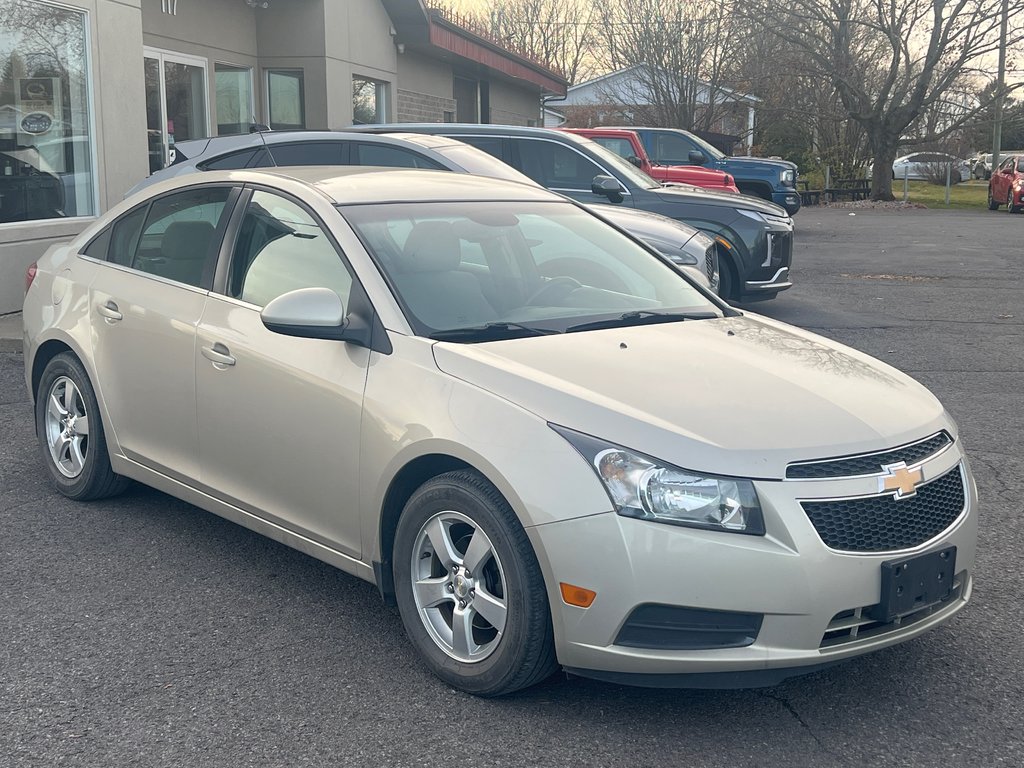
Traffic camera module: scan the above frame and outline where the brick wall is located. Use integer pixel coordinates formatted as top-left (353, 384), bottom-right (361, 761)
top-left (396, 89), bottom-right (456, 123)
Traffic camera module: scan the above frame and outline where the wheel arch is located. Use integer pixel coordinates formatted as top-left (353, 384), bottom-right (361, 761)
top-left (735, 180), bottom-right (774, 201)
top-left (375, 453), bottom-right (476, 604)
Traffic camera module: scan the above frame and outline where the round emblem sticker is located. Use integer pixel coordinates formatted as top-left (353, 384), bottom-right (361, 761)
top-left (21, 112), bottom-right (53, 135)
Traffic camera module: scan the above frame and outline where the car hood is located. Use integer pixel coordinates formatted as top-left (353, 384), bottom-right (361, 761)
top-left (726, 156), bottom-right (798, 173)
top-left (653, 185), bottom-right (789, 217)
top-left (432, 313), bottom-right (951, 479)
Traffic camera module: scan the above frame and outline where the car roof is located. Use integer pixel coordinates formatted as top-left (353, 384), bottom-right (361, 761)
top-left (355, 123), bottom-right (592, 142)
top-left (174, 130), bottom-right (472, 160)
top-left (195, 166), bottom-right (563, 205)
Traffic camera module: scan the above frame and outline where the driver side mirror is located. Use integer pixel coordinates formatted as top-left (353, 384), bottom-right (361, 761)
top-left (627, 155), bottom-right (643, 168)
top-left (591, 174), bottom-right (625, 204)
top-left (688, 150), bottom-right (707, 165)
top-left (260, 286), bottom-right (370, 347)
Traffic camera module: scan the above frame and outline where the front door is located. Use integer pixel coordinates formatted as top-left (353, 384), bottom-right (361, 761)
top-left (195, 189), bottom-right (368, 557)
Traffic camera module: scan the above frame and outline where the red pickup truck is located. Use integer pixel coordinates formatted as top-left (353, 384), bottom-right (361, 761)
top-left (560, 128), bottom-right (740, 194)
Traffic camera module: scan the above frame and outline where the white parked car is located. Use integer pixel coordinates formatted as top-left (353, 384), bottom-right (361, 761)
top-left (889, 152), bottom-right (971, 182)
top-left (23, 167), bottom-right (977, 695)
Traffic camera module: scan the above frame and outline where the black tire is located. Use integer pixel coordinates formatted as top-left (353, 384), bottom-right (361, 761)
top-left (717, 252), bottom-right (738, 301)
top-left (1008, 188), bottom-right (1020, 214)
top-left (36, 352), bottom-right (129, 501)
top-left (988, 186), bottom-right (1000, 210)
top-left (393, 470), bottom-right (557, 696)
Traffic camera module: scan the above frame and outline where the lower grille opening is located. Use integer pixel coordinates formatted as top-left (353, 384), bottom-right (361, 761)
top-left (615, 604), bottom-right (763, 651)
top-left (820, 572), bottom-right (966, 649)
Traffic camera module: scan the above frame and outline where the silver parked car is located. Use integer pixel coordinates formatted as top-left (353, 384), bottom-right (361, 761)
top-left (127, 130), bottom-right (718, 291)
top-left (24, 167), bottom-right (977, 695)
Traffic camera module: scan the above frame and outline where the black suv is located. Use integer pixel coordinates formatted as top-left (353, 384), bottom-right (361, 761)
top-left (356, 125), bottom-right (793, 302)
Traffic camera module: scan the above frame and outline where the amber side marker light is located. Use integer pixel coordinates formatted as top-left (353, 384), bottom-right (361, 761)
top-left (560, 583), bottom-right (597, 608)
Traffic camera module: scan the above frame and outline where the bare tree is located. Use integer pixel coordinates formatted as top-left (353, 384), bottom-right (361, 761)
top-left (593, 0), bottom-right (739, 133)
top-left (443, 0), bottom-right (599, 84)
top-left (741, 0), bottom-right (1024, 200)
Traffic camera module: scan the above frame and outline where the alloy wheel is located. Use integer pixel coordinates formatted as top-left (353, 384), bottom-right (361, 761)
top-left (44, 376), bottom-right (90, 478)
top-left (410, 510), bottom-right (508, 663)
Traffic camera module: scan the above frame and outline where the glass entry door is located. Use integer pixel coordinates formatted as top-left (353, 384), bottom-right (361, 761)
top-left (144, 49), bottom-right (208, 172)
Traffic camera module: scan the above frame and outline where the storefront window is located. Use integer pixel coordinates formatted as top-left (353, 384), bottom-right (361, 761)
top-left (267, 69), bottom-right (304, 131)
top-left (215, 64), bottom-right (253, 136)
top-left (352, 77), bottom-right (387, 124)
top-left (0, 0), bottom-right (95, 222)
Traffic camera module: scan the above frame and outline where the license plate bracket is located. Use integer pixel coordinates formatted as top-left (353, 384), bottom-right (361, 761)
top-left (869, 546), bottom-right (956, 623)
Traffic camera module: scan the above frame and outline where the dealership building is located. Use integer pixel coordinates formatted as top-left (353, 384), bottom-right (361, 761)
top-left (0, 0), bottom-right (567, 314)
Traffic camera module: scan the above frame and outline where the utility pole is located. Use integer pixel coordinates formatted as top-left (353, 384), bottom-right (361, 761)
top-left (992, 0), bottom-right (1009, 170)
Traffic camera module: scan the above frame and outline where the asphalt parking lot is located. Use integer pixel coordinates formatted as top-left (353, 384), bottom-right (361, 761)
top-left (2, 206), bottom-right (1022, 767)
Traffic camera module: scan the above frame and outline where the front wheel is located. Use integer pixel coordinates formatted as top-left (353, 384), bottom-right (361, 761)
top-left (393, 470), bottom-right (557, 696)
top-left (36, 352), bottom-right (129, 500)
top-left (1008, 188), bottom-right (1021, 214)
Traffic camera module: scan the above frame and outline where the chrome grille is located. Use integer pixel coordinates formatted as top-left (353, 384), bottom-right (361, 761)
top-left (787, 432), bottom-right (952, 479)
top-left (801, 466), bottom-right (966, 552)
top-left (820, 573), bottom-right (965, 648)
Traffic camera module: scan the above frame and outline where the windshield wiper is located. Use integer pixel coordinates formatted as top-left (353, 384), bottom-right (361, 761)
top-left (430, 321), bottom-right (561, 342)
top-left (564, 310), bottom-right (719, 334)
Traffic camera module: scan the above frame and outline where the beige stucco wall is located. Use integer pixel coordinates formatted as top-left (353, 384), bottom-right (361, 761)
top-left (0, 0), bottom-right (147, 315)
top-left (488, 78), bottom-right (541, 126)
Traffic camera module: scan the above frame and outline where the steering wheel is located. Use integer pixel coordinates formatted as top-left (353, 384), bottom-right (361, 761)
top-left (525, 276), bottom-right (582, 306)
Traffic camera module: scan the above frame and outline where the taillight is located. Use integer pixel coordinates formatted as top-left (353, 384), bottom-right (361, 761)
top-left (25, 262), bottom-right (38, 294)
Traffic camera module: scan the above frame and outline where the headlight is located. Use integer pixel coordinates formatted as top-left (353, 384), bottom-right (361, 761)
top-left (645, 237), bottom-right (697, 265)
top-left (679, 231), bottom-right (715, 267)
top-left (736, 208), bottom-right (766, 223)
top-left (551, 426), bottom-right (765, 535)
top-left (781, 169), bottom-right (795, 186)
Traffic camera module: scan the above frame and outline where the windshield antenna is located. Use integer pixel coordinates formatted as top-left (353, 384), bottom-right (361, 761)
top-left (250, 115), bottom-right (278, 167)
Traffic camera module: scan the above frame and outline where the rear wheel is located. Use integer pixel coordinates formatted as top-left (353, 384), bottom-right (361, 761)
top-left (36, 353), bottom-right (129, 500)
top-left (988, 186), bottom-right (1000, 210)
top-left (393, 470), bottom-right (557, 696)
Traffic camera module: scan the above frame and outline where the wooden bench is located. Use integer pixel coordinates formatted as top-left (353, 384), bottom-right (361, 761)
top-left (796, 179), bottom-right (823, 206)
top-left (824, 179), bottom-right (871, 202)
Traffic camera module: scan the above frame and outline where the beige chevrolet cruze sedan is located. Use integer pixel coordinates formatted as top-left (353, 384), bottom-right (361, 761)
top-left (23, 167), bottom-right (977, 696)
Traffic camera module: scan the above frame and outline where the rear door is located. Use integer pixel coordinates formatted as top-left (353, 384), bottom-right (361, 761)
top-left (88, 184), bottom-right (238, 481)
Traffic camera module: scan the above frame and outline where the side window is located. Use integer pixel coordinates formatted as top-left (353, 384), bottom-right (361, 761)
top-left (513, 139), bottom-right (604, 190)
top-left (270, 142), bottom-right (344, 166)
top-left (201, 148), bottom-right (268, 170)
top-left (353, 143), bottom-right (444, 169)
top-left (458, 136), bottom-right (504, 161)
top-left (108, 206), bottom-right (148, 266)
top-left (82, 227), bottom-right (112, 260)
top-left (228, 190), bottom-right (353, 308)
top-left (592, 137), bottom-right (635, 160)
top-left (131, 187), bottom-right (232, 287)
top-left (654, 133), bottom-right (696, 164)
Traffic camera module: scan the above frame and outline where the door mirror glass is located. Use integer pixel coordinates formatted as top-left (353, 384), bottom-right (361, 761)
top-left (688, 150), bottom-right (706, 165)
top-left (591, 174), bottom-right (624, 203)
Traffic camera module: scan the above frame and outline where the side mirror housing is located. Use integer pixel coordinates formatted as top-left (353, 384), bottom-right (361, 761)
top-left (260, 286), bottom-right (370, 347)
top-left (688, 150), bottom-right (707, 165)
top-left (591, 174), bottom-right (625, 203)
top-left (627, 155), bottom-right (643, 168)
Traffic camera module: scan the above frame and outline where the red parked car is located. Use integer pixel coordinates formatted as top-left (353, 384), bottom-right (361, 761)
top-left (560, 128), bottom-right (740, 194)
top-left (988, 155), bottom-right (1024, 212)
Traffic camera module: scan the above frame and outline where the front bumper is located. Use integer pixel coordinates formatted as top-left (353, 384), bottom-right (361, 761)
top-left (526, 446), bottom-right (977, 685)
top-left (744, 267), bottom-right (792, 296)
top-left (773, 190), bottom-right (801, 215)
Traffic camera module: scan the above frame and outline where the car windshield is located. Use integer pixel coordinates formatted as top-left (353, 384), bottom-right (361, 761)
top-left (569, 136), bottom-right (662, 190)
top-left (340, 200), bottom-right (720, 340)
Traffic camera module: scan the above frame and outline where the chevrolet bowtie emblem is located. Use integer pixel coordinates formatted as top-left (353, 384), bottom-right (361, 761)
top-left (879, 462), bottom-right (925, 499)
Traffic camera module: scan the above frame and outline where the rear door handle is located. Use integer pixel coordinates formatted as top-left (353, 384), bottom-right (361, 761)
top-left (201, 342), bottom-right (236, 367)
top-left (97, 301), bottom-right (122, 322)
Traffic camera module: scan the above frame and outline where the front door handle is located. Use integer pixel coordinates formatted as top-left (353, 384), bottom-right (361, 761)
top-left (201, 342), bottom-right (236, 367)
top-left (97, 301), bottom-right (122, 322)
